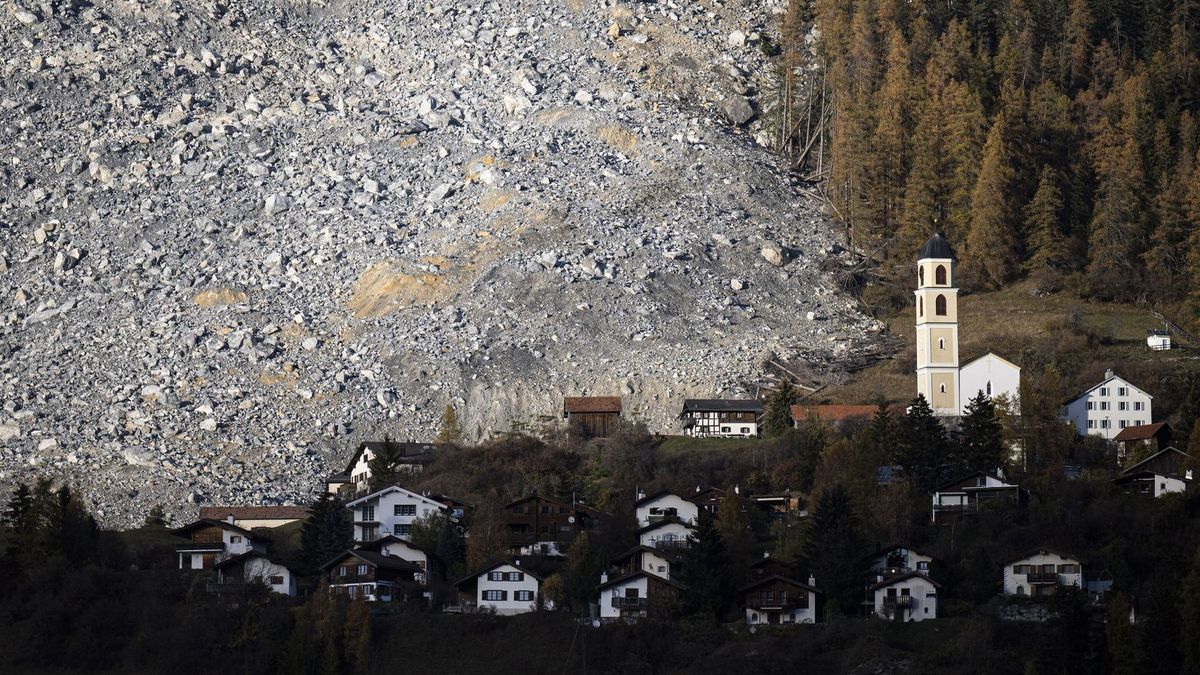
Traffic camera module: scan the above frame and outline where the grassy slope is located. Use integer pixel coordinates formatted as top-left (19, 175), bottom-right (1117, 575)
top-left (820, 282), bottom-right (1200, 419)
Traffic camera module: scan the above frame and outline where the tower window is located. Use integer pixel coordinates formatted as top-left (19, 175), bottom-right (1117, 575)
top-left (935, 295), bottom-right (947, 316)
top-left (935, 265), bottom-right (947, 285)
top-left (938, 338), bottom-right (945, 350)
top-left (987, 381), bottom-right (992, 396)
top-left (919, 297), bottom-right (923, 317)
top-left (939, 384), bottom-right (946, 393)
top-left (919, 266), bottom-right (925, 287)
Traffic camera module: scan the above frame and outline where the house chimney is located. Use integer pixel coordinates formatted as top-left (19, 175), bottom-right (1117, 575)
top-left (809, 574), bottom-right (817, 587)
top-left (695, 485), bottom-right (701, 493)
top-left (1105, 368), bottom-right (1114, 379)
top-left (636, 486), bottom-right (646, 502)
top-left (734, 484), bottom-right (740, 495)
top-left (600, 571), bottom-right (608, 584)
top-left (514, 559), bottom-right (521, 567)
top-left (227, 515), bottom-right (235, 524)
top-left (762, 551), bottom-right (770, 559)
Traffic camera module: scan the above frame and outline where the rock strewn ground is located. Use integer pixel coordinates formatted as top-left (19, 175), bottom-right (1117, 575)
top-left (0, 0), bottom-right (885, 525)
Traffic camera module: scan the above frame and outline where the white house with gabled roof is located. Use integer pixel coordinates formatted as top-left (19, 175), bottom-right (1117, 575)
top-left (1003, 549), bottom-right (1083, 597)
top-left (634, 490), bottom-right (699, 528)
top-left (1060, 369), bottom-right (1153, 440)
top-left (346, 486), bottom-right (448, 542)
top-left (457, 562), bottom-right (544, 615)
top-left (959, 352), bottom-right (1021, 414)
top-left (637, 519), bottom-right (693, 551)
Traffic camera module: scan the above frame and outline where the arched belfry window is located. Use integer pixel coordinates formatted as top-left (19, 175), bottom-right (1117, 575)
top-left (935, 265), bottom-right (947, 285)
top-left (935, 295), bottom-right (947, 316)
top-left (919, 266), bottom-right (925, 287)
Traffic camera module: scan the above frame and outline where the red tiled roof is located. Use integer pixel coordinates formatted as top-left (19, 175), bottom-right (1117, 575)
top-left (790, 404), bottom-right (906, 423)
top-left (564, 396), bottom-right (622, 413)
top-left (198, 506), bottom-right (311, 521)
top-left (1113, 422), bottom-right (1167, 442)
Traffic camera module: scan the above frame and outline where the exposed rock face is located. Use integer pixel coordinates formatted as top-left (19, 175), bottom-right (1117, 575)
top-left (0, 0), bottom-right (883, 525)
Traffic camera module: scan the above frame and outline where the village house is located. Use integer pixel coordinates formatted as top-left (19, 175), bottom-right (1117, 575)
top-left (322, 549), bottom-right (423, 602)
top-left (689, 486), bottom-right (728, 517)
top-left (345, 485), bottom-right (449, 542)
top-left (173, 518), bottom-right (268, 570)
top-left (634, 490), bottom-right (699, 528)
top-left (457, 561), bottom-right (546, 615)
top-left (1113, 446), bottom-right (1194, 497)
top-left (864, 545), bottom-right (935, 578)
top-left (1113, 422), bottom-right (1174, 467)
top-left (679, 399), bottom-right (763, 438)
top-left (1003, 550), bottom-right (1084, 597)
top-left (563, 396), bottom-right (622, 438)
top-left (597, 570), bottom-right (684, 621)
top-left (750, 553), bottom-right (795, 579)
top-left (325, 440), bottom-right (439, 495)
top-left (609, 545), bottom-right (674, 580)
top-left (1060, 369), bottom-right (1153, 441)
top-left (354, 535), bottom-right (431, 584)
top-left (930, 472), bottom-right (1028, 523)
top-left (212, 551), bottom-right (299, 596)
top-left (739, 575), bottom-right (820, 625)
top-left (501, 493), bottom-right (601, 556)
top-left (197, 505), bottom-right (310, 529)
top-left (637, 518), bottom-right (693, 551)
top-left (869, 572), bottom-right (940, 622)
top-left (791, 403), bottom-right (907, 430)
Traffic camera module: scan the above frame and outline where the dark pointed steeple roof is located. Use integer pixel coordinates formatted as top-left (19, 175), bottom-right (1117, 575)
top-left (917, 233), bottom-right (956, 261)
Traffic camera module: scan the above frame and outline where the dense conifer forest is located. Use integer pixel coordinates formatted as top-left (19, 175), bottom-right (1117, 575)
top-left (778, 0), bottom-right (1200, 319)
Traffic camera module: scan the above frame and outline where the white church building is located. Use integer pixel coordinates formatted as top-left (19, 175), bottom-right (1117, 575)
top-left (914, 234), bottom-right (1020, 417)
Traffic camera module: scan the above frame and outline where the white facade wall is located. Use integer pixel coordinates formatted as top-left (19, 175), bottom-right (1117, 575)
top-left (638, 521), bottom-right (693, 549)
top-left (350, 448), bottom-right (374, 492)
top-left (639, 550), bottom-right (672, 579)
top-left (229, 518), bottom-right (303, 530)
top-left (378, 540), bottom-right (429, 569)
top-left (959, 354), bottom-right (1021, 414)
top-left (1003, 552), bottom-right (1083, 596)
top-left (349, 488), bottom-right (447, 542)
top-left (682, 412), bottom-right (759, 438)
top-left (242, 557), bottom-right (297, 596)
top-left (600, 575), bottom-right (649, 619)
top-left (872, 576), bottom-right (939, 622)
top-left (1153, 474), bottom-right (1188, 497)
top-left (476, 564), bottom-right (541, 615)
top-left (1062, 375), bottom-right (1153, 440)
top-left (635, 494), bottom-right (699, 527)
top-left (867, 549), bottom-right (934, 574)
top-left (745, 591), bottom-right (818, 625)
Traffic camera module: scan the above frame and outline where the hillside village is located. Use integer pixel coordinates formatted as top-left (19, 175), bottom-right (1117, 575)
top-left (6, 235), bottom-right (1200, 672)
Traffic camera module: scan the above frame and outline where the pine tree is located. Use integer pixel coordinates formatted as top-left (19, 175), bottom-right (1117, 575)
top-left (301, 492), bottom-right (353, 575)
top-left (367, 440), bottom-right (410, 490)
top-left (959, 392), bottom-right (1007, 473)
top-left (1062, 0), bottom-right (1093, 90)
top-left (867, 27), bottom-right (914, 251)
top-left (1147, 152), bottom-right (1194, 296)
top-left (1185, 148), bottom-right (1200, 328)
top-left (143, 505), bottom-right (169, 528)
top-left (2, 483), bottom-right (33, 530)
top-left (966, 114), bottom-right (1022, 287)
top-left (1024, 165), bottom-right (1069, 272)
top-left (342, 597), bottom-right (372, 674)
top-left (435, 405), bottom-right (463, 445)
top-left (763, 382), bottom-right (797, 438)
top-left (715, 494), bottom-right (754, 590)
top-left (679, 510), bottom-right (732, 621)
top-left (894, 394), bottom-right (950, 490)
top-left (804, 485), bottom-right (865, 617)
top-left (1087, 135), bottom-right (1148, 300)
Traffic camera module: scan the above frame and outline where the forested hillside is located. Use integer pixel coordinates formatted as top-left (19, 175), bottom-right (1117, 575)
top-left (780, 0), bottom-right (1200, 315)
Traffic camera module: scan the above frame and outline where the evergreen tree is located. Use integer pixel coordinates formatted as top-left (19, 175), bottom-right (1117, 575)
top-left (1087, 135), bottom-right (1148, 300)
top-left (342, 597), bottom-right (372, 674)
top-left (560, 533), bottom-right (607, 611)
top-left (367, 440), bottom-right (410, 490)
top-left (2, 483), bottom-right (33, 530)
top-left (1147, 153), bottom-right (1194, 296)
top-left (143, 505), bottom-right (169, 528)
top-left (678, 510), bottom-right (732, 621)
top-left (1024, 165), bottom-right (1070, 272)
top-left (959, 392), bottom-right (1007, 473)
top-left (966, 109), bottom-right (1022, 288)
top-left (867, 401), bottom-right (898, 462)
top-left (715, 494), bottom-right (754, 590)
top-left (804, 485), bottom-right (866, 616)
top-left (1107, 592), bottom-right (1137, 675)
top-left (763, 382), bottom-right (797, 438)
top-left (435, 405), bottom-right (463, 445)
top-left (894, 394), bottom-right (950, 490)
top-left (301, 492), bottom-right (353, 575)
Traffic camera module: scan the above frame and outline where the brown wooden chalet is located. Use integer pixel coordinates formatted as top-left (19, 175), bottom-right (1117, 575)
top-left (1113, 422), bottom-right (1174, 467)
top-left (321, 549), bottom-right (423, 602)
top-left (563, 396), bottom-right (622, 438)
top-left (750, 554), bottom-right (796, 580)
top-left (172, 518), bottom-right (268, 570)
top-left (597, 571), bottom-right (684, 620)
top-left (502, 493), bottom-right (601, 552)
top-left (1113, 447), bottom-right (1194, 496)
top-left (688, 486), bottom-right (728, 517)
top-left (930, 472), bottom-right (1028, 523)
top-left (738, 575), bottom-right (820, 625)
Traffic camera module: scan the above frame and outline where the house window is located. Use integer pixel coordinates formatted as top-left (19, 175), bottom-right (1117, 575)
top-left (357, 565), bottom-right (368, 576)
top-left (506, 572), bottom-right (525, 582)
top-left (347, 586), bottom-right (358, 599)
top-left (1101, 420), bottom-right (1111, 429)
top-left (361, 505), bottom-right (375, 521)
top-left (918, 561), bottom-right (929, 571)
top-left (541, 505), bottom-right (550, 514)
top-left (1118, 387), bottom-right (1128, 396)
top-left (741, 427), bottom-right (750, 434)
top-left (986, 382), bottom-right (992, 396)
top-left (935, 265), bottom-right (947, 285)
top-left (1100, 387), bottom-right (1109, 396)
top-left (721, 426), bottom-right (730, 433)
top-left (1058, 564), bottom-right (1079, 574)
top-left (269, 575), bottom-right (284, 585)
top-left (488, 572), bottom-right (505, 581)
top-left (512, 505), bottom-right (526, 514)
top-left (515, 590), bottom-right (535, 602)
top-left (1134, 402), bottom-right (1144, 411)
top-left (394, 525), bottom-right (410, 537)
top-left (1119, 421), bottom-right (1128, 429)
top-left (394, 504), bottom-right (416, 516)
top-left (1118, 402), bottom-right (1128, 411)
top-left (1087, 420), bottom-right (1095, 429)
top-left (1087, 402), bottom-right (1094, 410)
top-left (1099, 402), bottom-right (1109, 411)
top-left (230, 535), bottom-right (243, 544)
top-left (483, 590), bottom-right (507, 601)
top-left (935, 295), bottom-right (947, 316)
top-left (339, 566), bottom-right (349, 577)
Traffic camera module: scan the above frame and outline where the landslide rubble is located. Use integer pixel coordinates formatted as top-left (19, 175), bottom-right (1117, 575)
top-left (0, 0), bottom-right (885, 524)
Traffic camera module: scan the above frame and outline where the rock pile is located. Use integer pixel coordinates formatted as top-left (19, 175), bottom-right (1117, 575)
top-left (0, 0), bottom-right (886, 524)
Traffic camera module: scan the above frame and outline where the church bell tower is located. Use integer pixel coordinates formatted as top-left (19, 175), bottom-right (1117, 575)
top-left (914, 233), bottom-right (960, 416)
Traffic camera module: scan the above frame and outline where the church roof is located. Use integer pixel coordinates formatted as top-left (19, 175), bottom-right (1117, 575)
top-left (918, 233), bottom-right (956, 261)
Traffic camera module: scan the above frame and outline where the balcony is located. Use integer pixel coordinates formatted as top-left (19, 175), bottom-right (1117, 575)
top-left (1026, 573), bottom-right (1060, 584)
top-left (612, 596), bottom-right (649, 608)
top-left (652, 539), bottom-right (690, 551)
top-left (932, 502), bottom-right (978, 515)
top-left (177, 541), bottom-right (224, 552)
top-left (883, 595), bottom-right (915, 612)
top-left (746, 594), bottom-right (807, 610)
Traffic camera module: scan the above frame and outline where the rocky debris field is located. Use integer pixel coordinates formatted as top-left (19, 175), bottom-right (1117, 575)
top-left (0, 0), bottom-right (887, 525)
